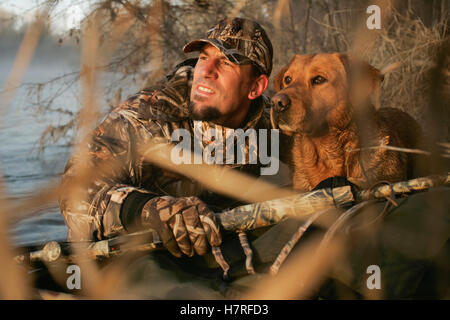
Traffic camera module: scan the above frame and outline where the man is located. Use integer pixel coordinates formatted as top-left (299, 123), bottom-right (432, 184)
top-left (59, 18), bottom-right (273, 262)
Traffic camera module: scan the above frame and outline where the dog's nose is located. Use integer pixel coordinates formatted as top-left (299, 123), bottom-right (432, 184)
top-left (271, 93), bottom-right (291, 111)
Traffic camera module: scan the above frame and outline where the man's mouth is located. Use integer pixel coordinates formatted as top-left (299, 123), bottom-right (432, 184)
top-left (195, 84), bottom-right (215, 96)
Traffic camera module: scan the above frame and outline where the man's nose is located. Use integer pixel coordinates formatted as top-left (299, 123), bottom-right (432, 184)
top-left (271, 93), bottom-right (291, 111)
top-left (199, 59), bottom-right (218, 78)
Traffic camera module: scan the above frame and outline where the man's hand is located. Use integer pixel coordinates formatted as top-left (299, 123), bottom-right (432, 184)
top-left (141, 196), bottom-right (222, 257)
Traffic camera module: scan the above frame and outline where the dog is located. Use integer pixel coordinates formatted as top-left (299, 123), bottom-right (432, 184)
top-left (270, 53), bottom-right (424, 191)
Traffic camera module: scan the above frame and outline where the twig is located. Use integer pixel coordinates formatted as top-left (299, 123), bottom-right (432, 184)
top-left (347, 144), bottom-right (450, 158)
top-left (270, 208), bottom-right (331, 276)
top-left (302, 0), bottom-right (312, 53)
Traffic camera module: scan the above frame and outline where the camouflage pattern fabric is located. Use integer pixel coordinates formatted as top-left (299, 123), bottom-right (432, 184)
top-left (59, 62), bottom-right (271, 242)
top-left (141, 196), bottom-right (222, 258)
top-left (216, 185), bottom-right (354, 232)
top-left (184, 17), bottom-right (273, 76)
top-left (356, 172), bottom-right (450, 201)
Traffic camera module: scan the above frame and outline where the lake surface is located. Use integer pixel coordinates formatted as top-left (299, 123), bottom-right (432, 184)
top-left (0, 47), bottom-right (75, 246)
top-left (0, 39), bottom-right (135, 247)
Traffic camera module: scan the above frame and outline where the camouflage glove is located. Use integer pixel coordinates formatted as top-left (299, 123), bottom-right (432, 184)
top-left (141, 196), bottom-right (222, 257)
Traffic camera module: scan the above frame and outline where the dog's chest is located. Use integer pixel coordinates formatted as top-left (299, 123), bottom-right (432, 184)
top-left (291, 135), bottom-right (347, 190)
top-left (294, 136), bottom-right (344, 164)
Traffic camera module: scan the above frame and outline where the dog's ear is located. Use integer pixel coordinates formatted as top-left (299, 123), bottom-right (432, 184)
top-left (338, 54), bottom-right (384, 106)
top-left (273, 66), bottom-right (288, 92)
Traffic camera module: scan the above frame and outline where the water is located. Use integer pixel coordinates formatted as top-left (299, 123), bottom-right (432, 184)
top-left (0, 34), bottom-right (120, 247)
top-left (0, 47), bottom-right (77, 246)
top-left (1, 33), bottom-right (142, 248)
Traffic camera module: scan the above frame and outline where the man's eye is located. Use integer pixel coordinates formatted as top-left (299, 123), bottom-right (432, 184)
top-left (311, 75), bottom-right (327, 85)
top-left (284, 76), bottom-right (292, 85)
top-left (222, 60), bottom-right (232, 66)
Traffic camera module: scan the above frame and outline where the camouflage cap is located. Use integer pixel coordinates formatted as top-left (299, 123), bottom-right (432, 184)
top-left (183, 18), bottom-right (273, 76)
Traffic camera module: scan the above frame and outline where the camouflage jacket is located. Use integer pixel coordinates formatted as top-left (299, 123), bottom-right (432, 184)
top-left (59, 62), bottom-right (271, 242)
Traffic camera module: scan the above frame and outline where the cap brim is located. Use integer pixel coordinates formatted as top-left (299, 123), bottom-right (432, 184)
top-left (183, 38), bottom-right (252, 68)
top-left (183, 39), bottom-right (223, 54)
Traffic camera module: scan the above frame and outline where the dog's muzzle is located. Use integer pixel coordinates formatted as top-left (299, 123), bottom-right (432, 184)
top-left (270, 104), bottom-right (296, 135)
top-left (271, 93), bottom-right (291, 112)
top-left (271, 93), bottom-right (295, 133)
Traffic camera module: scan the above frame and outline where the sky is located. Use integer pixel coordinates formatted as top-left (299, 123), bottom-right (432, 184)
top-left (1, 0), bottom-right (91, 32)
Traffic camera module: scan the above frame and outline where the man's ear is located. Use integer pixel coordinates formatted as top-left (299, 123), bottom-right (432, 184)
top-left (248, 74), bottom-right (269, 100)
top-left (273, 66), bottom-right (288, 92)
top-left (337, 53), bottom-right (384, 106)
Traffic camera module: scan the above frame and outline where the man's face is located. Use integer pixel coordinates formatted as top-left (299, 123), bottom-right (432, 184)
top-left (190, 44), bottom-right (255, 128)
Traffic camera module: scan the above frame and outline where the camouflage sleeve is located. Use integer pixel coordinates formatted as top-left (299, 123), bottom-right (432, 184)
top-left (59, 106), bottom-right (158, 242)
top-left (59, 64), bottom-right (195, 242)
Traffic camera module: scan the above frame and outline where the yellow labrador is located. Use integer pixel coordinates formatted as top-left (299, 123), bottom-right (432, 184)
top-left (271, 53), bottom-right (423, 191)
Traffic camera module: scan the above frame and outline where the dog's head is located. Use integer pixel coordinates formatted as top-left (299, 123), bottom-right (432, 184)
top-left (270, 53), bottom-right (383, 136)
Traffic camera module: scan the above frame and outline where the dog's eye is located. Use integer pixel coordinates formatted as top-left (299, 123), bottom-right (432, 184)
top-left (284, 76), bottom-right (292, 85)
top-left (311, 76), bottom-right (327, 85)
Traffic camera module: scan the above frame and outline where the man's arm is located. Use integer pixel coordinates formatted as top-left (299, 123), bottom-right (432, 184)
top-left (59, 107), bottom-right (154, 242)
top-left (59, 97), bottom-right (221, 257)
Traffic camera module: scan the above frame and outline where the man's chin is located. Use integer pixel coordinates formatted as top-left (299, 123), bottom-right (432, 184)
top-left (189, 101), bottom-right (222, 121)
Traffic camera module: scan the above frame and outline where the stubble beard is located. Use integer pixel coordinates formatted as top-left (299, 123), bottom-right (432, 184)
top-left (189, 95), bottom-right (222, 121)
